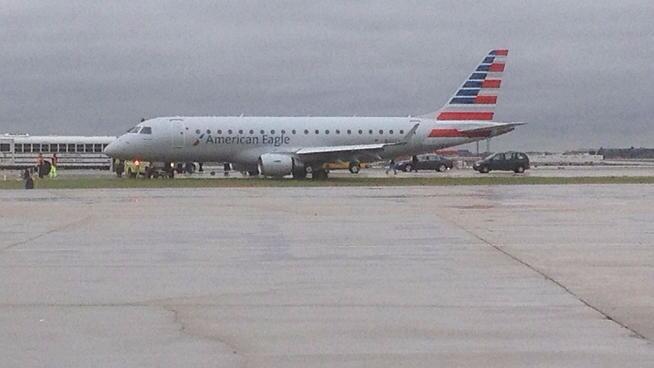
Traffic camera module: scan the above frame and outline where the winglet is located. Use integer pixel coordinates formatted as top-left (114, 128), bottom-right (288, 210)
top-left (402, 123), bottom-right (420, 142)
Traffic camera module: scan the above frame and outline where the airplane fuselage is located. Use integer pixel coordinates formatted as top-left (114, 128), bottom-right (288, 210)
top-left (105, 116), bottom-right (516, 168)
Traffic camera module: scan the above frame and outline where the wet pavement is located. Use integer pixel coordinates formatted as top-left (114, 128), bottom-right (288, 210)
top-left (1, 186), bottom-right (653, 367)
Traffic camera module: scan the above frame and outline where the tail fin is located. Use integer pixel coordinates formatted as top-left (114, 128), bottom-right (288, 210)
top-left (425, 49), bottom-right (508, 121)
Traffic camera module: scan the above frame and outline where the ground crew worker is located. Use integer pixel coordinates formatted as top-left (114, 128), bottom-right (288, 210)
top-left (386, 159), bottom-right (397, 175)
top-left (115, 159), bottom-right (125, 178)
top-left (410, 155), bottom-right (419, 172)
top-left (23, 169), bottom-right (34, 189)
top-left (36, 153), bottom-right (44, 178)
top-left (49, 153), bottom-right (58, 178)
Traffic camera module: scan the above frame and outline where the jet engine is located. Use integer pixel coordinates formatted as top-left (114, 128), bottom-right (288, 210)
top-left (258, 153), bottom-right (295, 177)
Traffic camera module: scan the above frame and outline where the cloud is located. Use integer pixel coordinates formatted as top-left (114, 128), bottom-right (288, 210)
top-left (1, 0), bottom-right (652, 150)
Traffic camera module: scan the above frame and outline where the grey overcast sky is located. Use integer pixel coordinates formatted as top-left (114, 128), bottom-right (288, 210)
top-left (2, 0), bottom-right (652, 151)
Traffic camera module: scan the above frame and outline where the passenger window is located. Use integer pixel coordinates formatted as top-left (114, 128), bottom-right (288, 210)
top-left (369, 130), bottom-right (373, 134)
top-left (77, 144), bottom-right (84, 152)
top-left (24, 144), bottom-right (32, 153)
top-left (33, 144), bottom-right (41, 152)
top-left (400, 130), bottom-right (404, 134)
top-left (389, 130), bottom-right (394, 134)
top-left (85, 144), bottom-right (93, 152)
top-left (68, 144), bottom-right (75, 152)
top-left (249, 130), bottom-right (254, 134)
top-left (281, 130), bottom-right (286, 134)
top-left (42, 144), bottom-right (49, 152)
top-left (228, 130), bottom-right (233, 134)
top-left (140, 127), bottom-right (152, 134)
top-left (50, 144), bottom-right (58, 152)
top-left (325, 130), bottom-right (329, 134)
top-left (304, 129), bottom-right (309, 135)
top-left (270, 130), bottom-right (275, 134)
top-left (15, 144), bottom-right (23, 153)
top-left (315, 129), bottom-right (319, 134)
top-left (358, 130), bottom-right (363, 134)
top-left (292, 130), bottom-right (296, 135)
top-left (239, 130), bottom-right (243, 134)
top-left (59, 144), bottom-right (67, 152)
top-left (347, 130), bottom-right (351, 134)
top-left (217, 130), bottom-right (222, 135)
top-left (379, 130), bottom-right (383, 134)
top-left (0, 143), bottom-right (10, 152)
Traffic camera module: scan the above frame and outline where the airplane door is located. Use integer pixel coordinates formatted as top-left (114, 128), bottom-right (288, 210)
top-left (171, 120), bottom-right (185, 148)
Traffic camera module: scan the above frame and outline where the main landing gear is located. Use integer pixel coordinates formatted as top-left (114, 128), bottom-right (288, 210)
top-left (292, 166), bottom-right (307, 179)
top-left (303, 166), bottom-right (329, 180)
top-left (312, 169), bottom-right (329, 180)
top-left (348, 162), bottom-right (361, 174)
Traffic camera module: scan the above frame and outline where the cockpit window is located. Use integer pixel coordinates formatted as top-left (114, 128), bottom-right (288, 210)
top-left (127, 126), bottom-right (140, 133)
top-left (139, 127), bottom-right (152, 134)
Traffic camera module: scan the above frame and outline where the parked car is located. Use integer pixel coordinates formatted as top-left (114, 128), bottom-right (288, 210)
top-left (473, 152), bottom-right (530, 173)
top-left (395, 154), bottom-right (454, 172)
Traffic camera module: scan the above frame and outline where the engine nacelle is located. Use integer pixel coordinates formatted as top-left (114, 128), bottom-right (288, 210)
top-left (257, 153), bottom-right (295, 177)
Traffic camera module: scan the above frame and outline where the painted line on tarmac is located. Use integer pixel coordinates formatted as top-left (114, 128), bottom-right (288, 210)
top-left (438, 214), bottom-right (649, 342)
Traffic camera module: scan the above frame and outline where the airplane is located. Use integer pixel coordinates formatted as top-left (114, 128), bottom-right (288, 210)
top-left (104, 49), bottom-right (524, 179)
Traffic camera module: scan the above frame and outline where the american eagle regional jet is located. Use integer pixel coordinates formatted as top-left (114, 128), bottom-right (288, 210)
top-left (104, 49), bottom-right (524, 178)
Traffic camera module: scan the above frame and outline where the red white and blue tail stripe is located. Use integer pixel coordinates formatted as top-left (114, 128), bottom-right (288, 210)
top-left (435, 49), bottom-right (508, 121)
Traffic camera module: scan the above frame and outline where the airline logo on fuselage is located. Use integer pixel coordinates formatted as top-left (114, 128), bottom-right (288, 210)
top-left (192, 131), bottom-right (290, 147)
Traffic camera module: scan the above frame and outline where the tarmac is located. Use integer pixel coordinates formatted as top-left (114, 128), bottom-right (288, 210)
top-left (2, 185), bottom-right (654, 367)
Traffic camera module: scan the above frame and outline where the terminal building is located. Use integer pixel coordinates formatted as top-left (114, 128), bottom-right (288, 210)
top-left (0, 134), bottom-right (116, 170)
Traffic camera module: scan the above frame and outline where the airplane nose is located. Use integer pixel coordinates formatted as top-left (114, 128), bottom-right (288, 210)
top-left (104, 141), bottom-right (119, 157)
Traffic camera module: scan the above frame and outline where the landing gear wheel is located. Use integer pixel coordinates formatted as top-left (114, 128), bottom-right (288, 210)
top-left (348, 162), bottom-right (361, 174)
top-left (292, 166), bottom-right (307, 179)
top-left (312, 169), bottom-right (328, 180)
top-left (185, 162), bottom-right (195, 174)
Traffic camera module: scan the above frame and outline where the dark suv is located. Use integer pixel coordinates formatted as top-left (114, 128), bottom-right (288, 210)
top-left (473, 152), bottom-right (530, 173)
top-left (395, 154), bottom-right (454, 172)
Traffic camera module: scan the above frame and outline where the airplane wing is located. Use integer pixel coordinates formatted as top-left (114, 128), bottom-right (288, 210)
top-left (294, 123), bottom-right (420, 163)
top-left (295, 143), bottom-right (390, 163)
